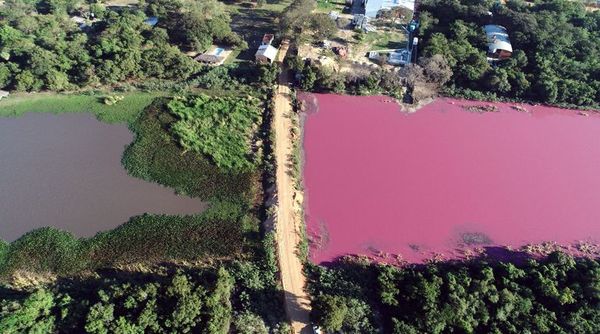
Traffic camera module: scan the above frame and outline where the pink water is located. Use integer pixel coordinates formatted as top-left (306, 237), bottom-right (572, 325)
top-left (302, 94), bottom-right (600, 264)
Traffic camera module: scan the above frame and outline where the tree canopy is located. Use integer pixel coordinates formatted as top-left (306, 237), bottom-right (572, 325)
top-left (309, 253), bottom-right (600, 333)
top-left (0, 0), bottom-right (244, 92)
top-left (418, 0), bottom-right (600, 108)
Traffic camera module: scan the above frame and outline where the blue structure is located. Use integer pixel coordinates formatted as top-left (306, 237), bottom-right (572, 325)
top-left (144, 16), bottom-right (159, 27)
top-left (364, 0), bottom-right (415, 18)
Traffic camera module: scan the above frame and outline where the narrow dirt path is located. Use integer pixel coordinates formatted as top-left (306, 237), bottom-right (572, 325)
top-left (273, 45), bottom-right (313, 334)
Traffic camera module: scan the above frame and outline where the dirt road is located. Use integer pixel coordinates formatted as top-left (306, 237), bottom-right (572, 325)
top-left (273, 47), bottom-right (313, 334)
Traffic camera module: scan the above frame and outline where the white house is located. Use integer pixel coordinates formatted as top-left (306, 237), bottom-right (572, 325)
top-left (255, 44), bottom-right (278, 64)
top-left (255, 33), bottom-right (278, 64)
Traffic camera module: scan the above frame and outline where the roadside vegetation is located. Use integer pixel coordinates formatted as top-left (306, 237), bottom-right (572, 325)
top-left (308, 252), bottom-right (600, 333)
top-left (418, 0), bottom-right (600, 108)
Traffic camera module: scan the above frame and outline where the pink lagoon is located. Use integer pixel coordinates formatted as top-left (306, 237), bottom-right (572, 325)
top-left (302, 94), bottom-right (600, 264)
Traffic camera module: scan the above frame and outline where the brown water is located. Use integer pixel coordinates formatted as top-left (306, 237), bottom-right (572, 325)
top-left (0, 112), bottom-right (206, 241)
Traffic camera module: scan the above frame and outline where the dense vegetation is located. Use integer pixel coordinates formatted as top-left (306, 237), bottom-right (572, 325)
top-left (122, 98), bottom-right (261, 202)
top-left (0, 233), bottom-right (288, 333)
top-left (0, 202), bottom-right (256, 278)
top-left (308, 253), bottom-right (600, 333)
top-left (418, 0), bottom-right (600, 108)
top-left (0, 0), bottom-right (243, 92)
top-left (168, 95), bottom-right (262, 172)
top-left (1, 268), bottom-right (234, 334)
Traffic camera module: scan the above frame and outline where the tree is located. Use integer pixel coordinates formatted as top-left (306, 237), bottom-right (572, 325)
top-left (312, 295), bottom-right (348, 332)
top-left (205, 268), bottom-right (234, 334)
top-left (0, 289), bottom-right (56, 334)
top-left (310, 13), bottom-right (337, 41)
top-left (279, 0), bottom-right (316, 39)
top-left (300, 65), bottom-right (317, 91)
top-left (419, 55), bottom-right (453, 86)
top-left (85, 303), bottom-right (114, 334)
top-left (258, 64), bottom-right (281, 87)
top-left (232, 312), bottom-right (269, 334)
top-left (166, 0), bottom-right (239, 51)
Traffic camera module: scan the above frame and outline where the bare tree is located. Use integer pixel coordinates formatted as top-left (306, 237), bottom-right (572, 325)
top-left (418, 55), bottom-right (453, 86)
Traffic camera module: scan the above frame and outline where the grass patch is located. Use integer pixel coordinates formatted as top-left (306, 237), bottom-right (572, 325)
top-left (0, 91), bottom-right (164, 124)
top-left (359, 30), bottom-right (407, 51)
top-left (315, 0), bottom-right (345, 13)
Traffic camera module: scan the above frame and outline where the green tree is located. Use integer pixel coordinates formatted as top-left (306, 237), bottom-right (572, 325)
top-left (312, 295), bottom-right (348, 332)
top-left (85, 303), bottom-right (114, 334)
top-left (232, 311), bottom-right (268, 334)
top-left (310, 13), bottom-right (337, 41)
top-left (0, 289), bottom-right (56, 334)
top-left (204, 268), bottom-right (234, 334)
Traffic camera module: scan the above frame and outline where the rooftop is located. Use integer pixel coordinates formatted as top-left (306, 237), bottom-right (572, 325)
top-left (365, 0), bottom-right (415, 18)
top-left (256, 44), bottom-right (278, 60)
top-left (484, 24), bottom-right (513, 54)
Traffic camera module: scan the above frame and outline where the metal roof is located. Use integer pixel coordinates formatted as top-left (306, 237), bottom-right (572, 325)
top-left (484, 25), bottom-right (513, 54)
top-left (365, 0), bottom-right (415, 18)
top-left (255, 44), bottom-right (278, 60)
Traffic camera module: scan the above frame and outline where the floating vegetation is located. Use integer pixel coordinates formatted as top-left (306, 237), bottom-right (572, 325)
top-left (463, 104), bottom-right (499, 113)
top-left (168, 95), bottom-right (262, 172)
top-left (460, 232), bottom-right (492, 246)
top-left (511, 105), bottom-right (529, 113)
top-left (408, 244), bottom-right (421, 252)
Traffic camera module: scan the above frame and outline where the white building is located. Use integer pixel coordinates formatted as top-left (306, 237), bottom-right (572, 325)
top-left (364, 0), bottom-right (415, 18)
top-left (255, 45), bottom-right (278, 64)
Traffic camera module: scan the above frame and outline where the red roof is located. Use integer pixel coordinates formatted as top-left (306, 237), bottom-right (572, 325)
top-left (262, 34), bottom-right (274, 45)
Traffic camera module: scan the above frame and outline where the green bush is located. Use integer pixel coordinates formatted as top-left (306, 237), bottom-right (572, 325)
top-left (2, 228), bottom-right (88, 275)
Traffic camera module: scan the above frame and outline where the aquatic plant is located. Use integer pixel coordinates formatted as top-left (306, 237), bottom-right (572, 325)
top-left (168, 95), bottom-right (262, 172)
top-left (122, 98), bottom-right (260, 203)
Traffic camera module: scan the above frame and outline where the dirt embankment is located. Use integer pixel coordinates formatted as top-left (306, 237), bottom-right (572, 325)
top-left (272, 52), bottom-right (312, 332)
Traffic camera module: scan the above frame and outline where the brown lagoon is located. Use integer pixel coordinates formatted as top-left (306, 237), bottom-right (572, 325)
top-left (0, 112), bottom-right (206, 241)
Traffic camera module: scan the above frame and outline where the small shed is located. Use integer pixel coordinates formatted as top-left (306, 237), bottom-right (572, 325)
top-left (194, 46), bottom-right (231, 66)
top-left (0, 90), bottom-right (9, 100)
top-left (255, 44), bottom-right (278, 64)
